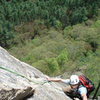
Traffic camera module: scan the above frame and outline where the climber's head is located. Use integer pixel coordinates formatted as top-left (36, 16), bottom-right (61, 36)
top-left (70, 75), bottom-right (79, 89)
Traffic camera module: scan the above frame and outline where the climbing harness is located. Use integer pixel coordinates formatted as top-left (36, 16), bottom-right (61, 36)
top-left (0, 66), bottom-right (48, 85)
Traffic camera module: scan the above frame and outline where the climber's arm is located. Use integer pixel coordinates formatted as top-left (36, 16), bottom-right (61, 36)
top-left (47, 78), bottom-right (62, 82)
top-left (81, 93), bottom-right (87, 100)
top-left (47, 77), bottom-right (69, 83)
top-left (79, 86), bottom-right (87, 100)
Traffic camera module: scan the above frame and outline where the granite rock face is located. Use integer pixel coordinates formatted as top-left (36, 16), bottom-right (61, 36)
top-left (0, 46), bottom-right (71, 100)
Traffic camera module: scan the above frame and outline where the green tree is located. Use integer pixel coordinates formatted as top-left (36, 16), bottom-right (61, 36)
top-left (46, 58), bottom-right (60, 75)
top-left (57, 49), bottom-right (68, 67)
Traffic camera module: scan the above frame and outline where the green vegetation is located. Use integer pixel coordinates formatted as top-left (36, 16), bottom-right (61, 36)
top-left (0, 0), bottom-right (100, 47)
top-left (0, 0), bottom-right (100, 97)
top-left (8, 19), bottom-right (100, 97)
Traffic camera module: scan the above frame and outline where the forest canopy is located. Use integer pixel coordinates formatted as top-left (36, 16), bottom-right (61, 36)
top-left (0, 0), bottom-right (100, 47)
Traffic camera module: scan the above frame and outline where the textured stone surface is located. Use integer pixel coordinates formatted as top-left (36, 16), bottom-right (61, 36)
top-left (0, 46), bottom-right (71, 100)
top-left (98, 96), bottom-right (100, 100)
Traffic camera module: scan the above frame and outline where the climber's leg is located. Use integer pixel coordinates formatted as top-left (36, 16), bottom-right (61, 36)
top-left (62, 85), bottom-right (72, 93)
top-left (62, 85), bottom-right (74, 99)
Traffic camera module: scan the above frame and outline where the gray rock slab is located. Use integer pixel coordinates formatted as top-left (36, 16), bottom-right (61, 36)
top-left (0, 46), bottom-right (71, 100)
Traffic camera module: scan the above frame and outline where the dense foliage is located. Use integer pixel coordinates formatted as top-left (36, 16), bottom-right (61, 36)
top-left (8, 18), bottom-right (100, 96)
top-left (0, 0), bottom-right (100, 97)
top-left (0, 0), bottom-right (100, 47)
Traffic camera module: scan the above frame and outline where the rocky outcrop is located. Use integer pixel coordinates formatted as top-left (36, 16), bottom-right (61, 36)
top-left (0, 46), bottom-right (71, 100)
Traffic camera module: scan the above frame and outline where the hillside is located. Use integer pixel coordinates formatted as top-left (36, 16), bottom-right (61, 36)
top-left (0, 0), bottom-right (100, 98)
top-left (8, 18), bottom-right (100, 97)
top-left (0, 0), bottom-right (100, 47)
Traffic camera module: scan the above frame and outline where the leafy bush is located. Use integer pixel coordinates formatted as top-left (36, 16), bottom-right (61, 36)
top-left (65, 41), bottom-right (87, 60)
top-left (53, 20), bottom-right (62, 29)
top-left (46, 58), bottom-right (60, 76)
top-left (20, 52), bottom-right (37, 64)
top-left (33, 60), bottom-right (50, 75)
top-left (32, 37), bottom-right (43, 47)
top-left (65, 24), bottom-right (99, 52)
top-left (63, 26), bottom-right (72, 35)
top-left (93, 20), bottom-right (100, 28)
top-left (96, 47), bottom-right (100, 56)
top-left (57, 49), bottom-right (68, 67)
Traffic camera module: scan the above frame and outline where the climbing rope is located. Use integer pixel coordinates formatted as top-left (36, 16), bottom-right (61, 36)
top-left (0, 66), bottom-right (48, 85)
top-left (0, 66), bottom-right (64, 93)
